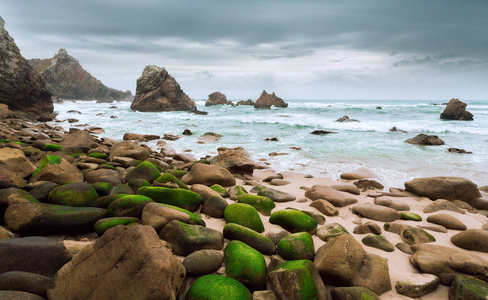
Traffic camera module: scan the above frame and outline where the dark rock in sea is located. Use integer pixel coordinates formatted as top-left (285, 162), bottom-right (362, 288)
top-left (389, 126), bottom-right (408, 133)
top-left (264, 137), bottom-right (279, 141)
top-left (0, 17), bottom-right (53, 119)
top-left (405, 134), bottom-right (445, 145)
top-left (440, 98), bottom-right (473, 121)
top-left (447, 147), bottom-right (472, 154)
top-left (205, 91), bottom-right (233, 106)
top-left (336, 115), bottom-right (360, 122)
top-left (254, 90), bottom-right (288, 109)
top-left (182, 129), bottom-right (193, 135)
top-left (236, 99), bottom-right (254, 106)
top-left (130, 65), bottom-right (196, 112)
top-left (189, 109), bottom-right (208, 115)
top-left (376, 106), bottom-right (382, 110)
top-left (28, 48), bottom-right (133, 102)
top-left (310, 130), bottom-right (337, 135)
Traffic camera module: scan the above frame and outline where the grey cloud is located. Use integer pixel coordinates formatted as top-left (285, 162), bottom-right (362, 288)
top-left (252, 50), bottom-right (314, 60)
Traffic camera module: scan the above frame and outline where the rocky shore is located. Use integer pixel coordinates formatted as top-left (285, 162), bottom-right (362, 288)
top-left (0, 111), bottom-right (487, 299)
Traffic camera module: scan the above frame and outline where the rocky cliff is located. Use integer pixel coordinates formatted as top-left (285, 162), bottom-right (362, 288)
top-left (0, 16), bottom-right (53, 118)
top-left (254, 90), bottom-right (288, 109)
top-left (130, 65), bottom-right (196, 112)
top-left (28, 49), bottom-right (133, 102)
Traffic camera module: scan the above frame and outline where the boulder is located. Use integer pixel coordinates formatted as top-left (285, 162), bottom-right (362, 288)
top-left (124, 160), bottom-right (161, 184)
top-left (224, 240), bottom-right (267, 291)
top-left (236, 99), bottom-right (254, 106)
top-left (405, 134), bottom-right (445, 145)
top-left (330, 287), bottom-right (380, 300)
top-left (31, 156), bottom-right (84, 185)
top-left (0, 271), bottom-right (52, 297)
top-left (423, 199), bottom-right (466, 214)
top-left (336, 115), bottom-right (360, 123)
top-left (105, 195), bottom-right (154, 218)
top-left (84, 169), bottom-right (123, 186)
top-left (197, 132), bottom-right (222, 142)
top-left (440, 98), bottom-right (474, 121)
top-left (205, 91), bottom-right (232, 106)
top-left (94, 217), bottom-right (141, 236)
top-left (257, 187), bottom-right (296, 203)
top-left (0, 164), bottom-right (26, 188)
top-left (224, 203), bottom-right (264, 233)
top-left (395, 273), bottom-right (440, 298)
top-left (182, 249), bottom-right (224, 276)
top-left (374, 197), bottom-right (410, 211)
top-left (182, 163), bottom-right (236, 187)
top-left (47, 225), bottom-right (185, 300)
top-left (426, 213), bottom-right (467, 230)
top-left (254, 90), bottom-right (288, 109)
top-left (362, 235), bottom-right (395, 252)
top-left (130, 65), bottom-right (196, 112)
top-left (330, 184), bottom-right (361, 195)
top-left (305, 185), bottom-right (357, 207)
top-left (0, 148), bottom-right (36, 178)
top-left (201, 195), bottom-right (228, 218)
top-left (353, 221), bottom-right (382, 235)
top-left (141, 202), bottom-right (205, 232)
top-left (449, 274), bottom-right (488, 300)
top-left (277, 232), bottom-right (315, 260)
top-left (352, 204), bottom-right (400, 222)
top-left (315, 222), bottom-right (349, 242)
top-left (137, 186), bottom-right (202, 211)
top-left (223, 223), bottom-right (275, 255)
top-left (109, 140), bottom-right (150, 161)
top-left (269, 209), bottom-right (318, 233)
top-left (0, 17), bottom-right (53, 118)
top-left (185, 274), bottom-right (251, 299)
top-left (451, 229), bottom-right (488, 253)
top-left (405, 177), bottom-right (481, 202)
top-left (210, 147), bottom-right (261, 176)
top-left (309, 199), bottom-right (339, 216)
top-left (47, 182), bottom-right (99, 207)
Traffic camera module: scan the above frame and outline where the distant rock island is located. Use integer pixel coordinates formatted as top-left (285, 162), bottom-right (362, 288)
top-left (205, 92), bottom-right (233, 106)
top-left (254, 90), bottom-right (288, 109)
top-left (28, 49), bottom-right (133, 102)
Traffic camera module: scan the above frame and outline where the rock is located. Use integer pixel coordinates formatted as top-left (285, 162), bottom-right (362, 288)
top-left (185, 274), bottom-right (251, 299)
top-left (423, 199), bottom-right (466, 214)
top-left (109, 141), bottom-right (150, 161)
top-left (361, 235), bottom-right (395, 252)
top-left (141, 202), bottom-right (205, 232)
top-left (237, 194), bottom-right (275, 216)
top-left (48, 225), bottom-right (184, 300)
top-left (336, 115), bottom-right (360, 122)
top-left (389, 126), bottom-right (408, 133)
top-left (254, 90), bottom-right (288, 109)
top-left (31, 155), bottom-right (84, 185)
top-left (400, 212), bottom-right (422, 221)
top-left (47, 182), bottom-right (99, 207)
top-left (399, 226), bottom-right (436, 245)
top-left (330, 287), bottom-right (380, 300)
top-left (182, 163), bottom-right (236, 187)
top-left (451, 229), bottom-right (488, 253)
top-left (0, 187), bottom-right (39, 223)
top-left (0, 164), bottom-right (26, 188)
top-left (355, 253), bottom-right (392, 295)
top-left (202, 195), bottom-right (228, 218)
top-left (205, 91), bottom-right (232, 106)
top-left (352, 204), bottom-right (400, 222)
top-left (154, 172), bottom-right (188, 189)
top-left (198, 132), bottom-right (223, 142)
top-left (426, 213), bottom-right (467, 230)
top-left (315, 222), bottom-right (349, 242)
top-left (4, 203), bottom-right (104, 235)
top-left (123, 132), bottom-right (160, 141)
top-left (228, 185), bottom-right (248, 200)
top-left (0, 147), bottom-right (36, 178)
top-left (0, 17), bottom-right (53, 118)
top-left (225, 240), bottom-right (266, 291)
top-left (0, 271), bottom-right (52, 297)
top-left (269, 209), bottom-right (318, 233)
top-left (124, 160), bottom-right (161, 184)
top-left (137, 186), bottom-right (202, 211)
top-left (266, 231), bottom-right (290, 245)
top-left (257, 187), bottom-right (296, 203)
top-left (449, 274), bottom-right (488, 299)
top-left (268, 260), bottom-right (327, 300)
top-left (0, 226), bottom-right (16, 239)
top-left (396, 242), bottom-right (413, 254)
top-left (224, 203), bottom-right (265, 233)
top-left (395, 273), bottom-right (440, 298)
top-left (440, 98), bottom-right (474, 121)
top-left (106, 195), bottom-right (153, 218)
top-left (223, 223), bottom-right (275, 255)
top-left (0, 290), bottom-right (46, 299)
top-left (277, 232), bottom-right (314, 260)
top-left (418, 224), bottom-right (449, 233)
top-left (0, 236), bottom-right (70, 277)
top-left (182, 249), bottom-right (224, 276)
top-left (305, 185), bottom-right (357, 207)
top-left (84, 169), bottom-right (123, 186)
top-left (253, 290), bottom-right (277, 300)
top-left (447, 147), bottom-right (473, 154)
top-left (130, 65), bottom-right (196, 112)
top-left (29, 48), bottom-right (132, 101)
top-left (310, 130), bottom-right (337, 135)
top-left (210, 147), bottom-right (261, 176)
top-left (405, 177), bottom-right (481, 202)
top-left (410, 243), bottom-right (488, 285)
top-left (269, 179), bottom-right (290, 186)
top-left (354, 179), bottom-right (385, 190)
top-left (405, 134), bottom-right (445, 145)
top-left (94, 217), bottom-right (141, 236)
top-left (374, 196), bottom-right (410, 211)
top-left (309, 199), bottom-right (339, 216)
top-left (330, 184), bottom-right (361, 195)
top-left (353, 222), bottom-right (382, 235)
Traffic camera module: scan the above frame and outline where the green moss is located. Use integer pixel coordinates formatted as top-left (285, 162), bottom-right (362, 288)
top-left (92, 194), bottom-right (130, 208)
top-left (94, 217), bottom-right (141, 236)
top-left (88, 152), bottom-right (109, 159)
top-left (137, 186), bottom-right (202, 211)
top-left (32, 155), bottom-right (62, 177)
top-left (210, 184), bottom-right (229, 197)
top-left (158, 203), bottom-right (205, 226)
top-left (99, 164), bottom-right (116, 170)
top-left (185, 274), bottom-right (251, 300)
top-left (127, 161), bottom-right (161, 183)
top-left (224, 240), bottom-right (266, 291)
top-left (269, 209), bottom-right (318, 233)
top-left (48, 182), bottom-right (99, 207)
top-left (400, 212), bottom-right (422, 221)
top-left (44, 144), bottom-right (63, 151)
top-left (155, 172), bottom-right (188, 189)
top-left (106, 195), bottom-right (154, 217)
top-left (223, 223), bottom-right (275, 255)
top-left (166, 168), bottom-right (187, 179)
top-left (273, 260), bottom-right (319, 299)
top-left (92, 182), bottom-right (113, 196)
top-left (277, 232), bottom-right (314, 260)
top-left (128, 179), bottom-right (150, 193)
top-left (237, 194), bottom-right (275, 216)
top-left (224, 203), bottom-right (264, 233)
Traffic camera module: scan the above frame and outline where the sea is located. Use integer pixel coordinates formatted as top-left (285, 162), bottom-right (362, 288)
top-left (53, 99), bottom-right (488, 190)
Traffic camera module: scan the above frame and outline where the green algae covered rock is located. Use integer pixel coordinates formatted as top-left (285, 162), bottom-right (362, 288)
top-left (330, 286), bottom-right (380, 300)
top-left (449, 274), bottom-right (488, 300)
top-left (277, 232), bottom-right (315, 260)
top-left (224, 203), bottom-right (264, 233)
top-left (269, 209), bottom-right (318, 233)
top-left (92, 194), bottom-right (130, 208)
top-left (87, 152), bottom-right (108, 159)
top-left (94, 217), bottom-right (141, 236)
top-left (210, 184), bottom-right (229, 197)
top-left (224, 240), bottom-right (266, 291)
top-left (268, 259), bottom-right (327, 300)
top-left (154, 172), bottom-right (188, 189)
top-left (111, 184), bottom-right (134, 195)
top-left (32, 155), bottom-right (62, 177)
top-left (166, 168), bottom-right (187, 179)
top-left (400, 226), bottom-right (436, 245)
top-left (229, 185), bottom-right (248, 200)
top-left (48, 182), bottom-right (99, 207)
top-left (400, 212), bottom-right (422, 221)
top-left (92, 182), bottom-right (113, 196)
top-left (237, 194), bottom-right (275, 216)
top-left (44, 144), bottom-right (63, 151)
top-left (185, 274), bottom-right (251, 300)
top-left (106, 195), bottom-right (154, 218)
top-left (137, 186), bottom-right (202, 211)
top-left (127, 179), bottom-right (150, 193)
top-left (124, 161), bottom-right (161, 184)
top-left (223, 223), bottom-right (275, 255)
top-left (316, 222), bottom-right (349, 242)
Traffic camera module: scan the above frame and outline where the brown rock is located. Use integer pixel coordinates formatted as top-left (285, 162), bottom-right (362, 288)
top-left (0, 164), bottom-right (26, 188)
top-left (405, 134), bottom-right (445, 145)
top-left (235, 99), bottom-right (254, 106)
top-left (354, 253), bottom-right (392, 295)
top-left (405, 177), bottom-right (481, 202)
top-left (109, 140), bottom-right (150, 161)
top-left (305, 185), bottom-right (358, 207)
top-left (130, 65), bottom-right (196, 112)
top-left (84, 169), bottom-right (123, 186)
top-left (353, 222), bottom-right (382, 235)
top-left (330, 184), bottom-right (361, 195)
top-left (205, 91), bottom-right (232, 106)
top-left (254, 90), bottom-right (288, 109)
top-left (352, 204), bottom-right (400, 222)
top-left (0, 148), bottom-right (36, 178)
top-left (210, 147), bottom-right (262, 176)
top-left (426, 213), bottom-right (467, 230)
top-left (309, 199), bottom-right (339, 216)
top-left (198, 132), bottom-right (222, 142)
top-left (47, 225), bottom-right (185, 300)
top-left (31, 158), bottom-right (84, 185)
top-left (374, 197), bottom-right (410, 211)
top-left (440, 98), bottom-right (473, 121)
top-left (354, 179), bottom-right (385, 190)
top-left (341, 167), bottom-right (376, 180)
top-left (451, 229), bottom-right (488, 253)
top-left (182, 163), bottom-right (236, 187)
top-left (423, 199), bottom-right (466, 214)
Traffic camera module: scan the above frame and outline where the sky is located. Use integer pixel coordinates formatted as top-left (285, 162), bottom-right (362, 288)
top-left (1, 0), bottom-right (488, 100)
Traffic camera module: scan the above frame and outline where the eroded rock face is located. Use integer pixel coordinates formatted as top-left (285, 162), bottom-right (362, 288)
top-left (28, 49), bottom-right (133, 101)
top-left (0, 17), bottom-right (53, 117)
top-left (440, 98), bottom-right (473, 121)
top-left (205, 91), bottom-right (232, 106)
top-left (130, 65), bottom-right (196, 112)
top-left (254, 90), bottom-right (288, 109)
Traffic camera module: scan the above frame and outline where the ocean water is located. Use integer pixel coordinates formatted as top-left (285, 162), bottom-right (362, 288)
top-left (53, 99), bottom-right (488, 189)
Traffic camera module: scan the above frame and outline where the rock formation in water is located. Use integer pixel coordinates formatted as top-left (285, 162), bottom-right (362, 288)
top-left (130, 65), bottom-right (197, 112)
top-left (440, 98), bottom-right (473, 121)
top-left (28, 48), bottom-right (133, 102)
top-left (235, 99), bottom-right (255, 106)
top-left (0, 16), bottom-right (53, 118)
top-left (205, 92), bottom-right (233, 106)
top-left (254, 90), bottom-right (288, 109)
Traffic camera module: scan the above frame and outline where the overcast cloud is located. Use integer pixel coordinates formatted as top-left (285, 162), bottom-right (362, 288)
top-left (1, 0), bottom-right (487, 100)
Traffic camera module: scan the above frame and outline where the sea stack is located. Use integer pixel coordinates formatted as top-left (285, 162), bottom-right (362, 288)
top-left (130, 65), bottom-right (196, 112)
top-left (0, 16), bottom-right (53, 118)
top-left (205, 92), bottom-right (232, 106)
top-left (28, 48), bottom-right (133, 102)
top-left (254, 90), bottom-right (288, 109)
top-left (440, 98), bottom-right (473, 121)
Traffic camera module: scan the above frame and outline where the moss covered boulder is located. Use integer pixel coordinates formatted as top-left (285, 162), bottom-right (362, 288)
top-left (111, 184), bottom-right (134, 195)
top-left (268, 260), bottom-right (327, 300)
top-left (142, 202), bottom-right (205, 232)
top-left (31, 155), bottom-right (84, 184)
top-left (4, 203), bottom-right (104, 235)
top-left (94, 217), bottom-right (141, 236)
top-left (257, 187), bottom-right (296, 202)
top-left (400, 212), bottom-right (422, 221)
top-left (269, 209), bottom-right (318, 233)
top-left (316, 222), bottom-right (349, 242)
top-left (160, 220), bottom-right (223, 256)
top-left (400, 226), bottom-right (436, 245)
top-left (87, 152), bottom-right (108, 159)
top-left (137, 186), bottom-right (202, 211)
top-left (92, 182), bottom-right (113, 196)
top-left (229, 185), bottom-right (248, 200)
top-left (224, 240), bottom-right (266, 291)
top-left (185, 274), bottom-right (251, 300)
top-left (153, 172), bottom-right (188, 189)
top-left (210, 184), bottom-right (229, 197)
top-left (124, 161), bottom-right (161, 184)
top-left (224, 203), bottom-right (264, 233)
top-left (449, 274), bottom-right (488, 300)
top-left (91, 194), bottom-right (129, 208)
top-left (127, 179), bottom-right (150, 193)
top-left (277, 232), bottom-right (315, 260)
top-left (47, 182), bottom-right (99, 207)
top-left (237, 194), bottom-right (275, 216)
top-left (106, 195), bottom-right (154, 218)
top-left (223, 223), bottom-right (275, 255)
top-left (0, 188), bottom-right (40, 223)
